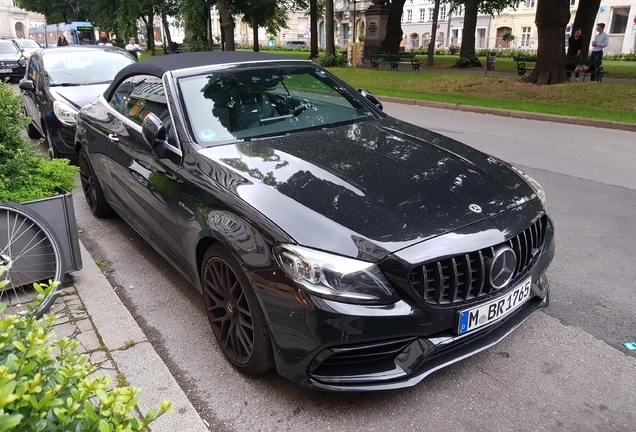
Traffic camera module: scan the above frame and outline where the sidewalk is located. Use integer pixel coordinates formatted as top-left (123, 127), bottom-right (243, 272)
top-left (52, 241), bottom-right (209, 432)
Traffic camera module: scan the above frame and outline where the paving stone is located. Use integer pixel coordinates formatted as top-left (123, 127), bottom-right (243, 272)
top-left (75, 317), bottom-right (95, 332)
top-left (76, 329), bottom-right (102, 352)
top-left (53, 322), bottom-right (78, 340)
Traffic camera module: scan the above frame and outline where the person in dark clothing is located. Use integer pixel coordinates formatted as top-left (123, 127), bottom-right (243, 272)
top-left (57, 34), bottom-right (69, 46)
top-left (566, 28), bottom-right (584, 81)
top-left (95, 31), bottom-right (114, 46)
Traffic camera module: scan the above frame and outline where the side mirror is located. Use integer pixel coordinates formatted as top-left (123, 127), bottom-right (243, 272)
top-left (141, 113), bottom-right (166, 148)
top-left (19, 80), bottom-right (35, 92)
top-left (358, 89), bottom-right (383, 111)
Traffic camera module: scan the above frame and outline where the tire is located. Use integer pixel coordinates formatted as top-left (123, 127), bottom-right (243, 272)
top-left (26, 122), bottom-right (41, 139)
top-left (78, 147), bottom-right (115, 218)
top-left (201, 244), bottom-right (274, 375)
top-left (0, 202), bottom-right (65, 318)
top-left (44, 128), bottom-right (61, 159)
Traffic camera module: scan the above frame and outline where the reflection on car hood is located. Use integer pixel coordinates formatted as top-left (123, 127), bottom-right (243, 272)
top-left (50, 83), bottom-right (110, 110)
top-left (196, 117), bottom-right (537, 260)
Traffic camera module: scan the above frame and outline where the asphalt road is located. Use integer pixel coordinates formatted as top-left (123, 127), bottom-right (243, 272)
top-left (73, 104), bottom-right (636, 432)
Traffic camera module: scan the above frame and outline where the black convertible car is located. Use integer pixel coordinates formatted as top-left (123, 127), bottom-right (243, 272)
top-left (75, 52), bottom-right (554, 391)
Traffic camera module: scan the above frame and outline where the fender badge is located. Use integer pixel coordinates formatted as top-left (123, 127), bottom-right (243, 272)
top-left (469, 204), bottom-right (482, 213)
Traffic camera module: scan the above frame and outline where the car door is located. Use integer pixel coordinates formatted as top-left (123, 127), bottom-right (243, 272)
top-left (21, 55), bottom-right (43, 134)
top-left (104, 74), bottom-right (185, 265)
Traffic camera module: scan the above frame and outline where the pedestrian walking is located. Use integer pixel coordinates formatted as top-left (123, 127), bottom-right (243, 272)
top-left (125, 37), bottom-right (143, 58)
top-left (566, 28), bottom-right (584, 81)
top-left (57, 34), bottom-right (69, 46)
top-left (95, 31), bottom-right (114, 47)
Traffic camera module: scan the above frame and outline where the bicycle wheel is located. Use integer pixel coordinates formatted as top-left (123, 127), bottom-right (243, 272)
top-left (0, 202), bottom-right (65, 318)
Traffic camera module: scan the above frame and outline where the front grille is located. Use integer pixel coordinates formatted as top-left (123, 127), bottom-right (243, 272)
top-left (409, 215), bottom-right (547, 306)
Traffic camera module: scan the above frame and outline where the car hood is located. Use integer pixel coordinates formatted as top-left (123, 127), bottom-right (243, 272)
top-left (196, 117), bottom-right (538, 261)
top-left (50, 83), bottom-right (110, 110)
top-left (0, 52), bottom-right (22, 61)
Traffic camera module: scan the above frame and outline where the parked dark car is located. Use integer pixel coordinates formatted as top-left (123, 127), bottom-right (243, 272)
top-left (0, 40), bottom-right (27, 81)
top-left (19, 46), bottom-right (137, 158)
top-left (75, 52), bottom-right (554, 391)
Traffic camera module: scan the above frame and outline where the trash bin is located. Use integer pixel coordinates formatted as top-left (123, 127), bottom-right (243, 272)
top-left (485, 53), bottom-right (496, 74)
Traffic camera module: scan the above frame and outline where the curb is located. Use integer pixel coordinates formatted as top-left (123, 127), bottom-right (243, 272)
top-left (379, 96), bottom-right (636, 132)
top-left (73, 241), bottom-right (209, 432)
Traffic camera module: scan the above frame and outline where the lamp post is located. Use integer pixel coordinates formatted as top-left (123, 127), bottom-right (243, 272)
top-left (353, 0), bottom-right (357, 44)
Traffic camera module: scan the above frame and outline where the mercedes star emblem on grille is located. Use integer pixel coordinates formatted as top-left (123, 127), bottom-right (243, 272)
top-left (468, 204), bottom-right (482, 213)
top-left (0, 62), bottom-right (6, 69)
top-left (489, 245), bottom-right (517, 290)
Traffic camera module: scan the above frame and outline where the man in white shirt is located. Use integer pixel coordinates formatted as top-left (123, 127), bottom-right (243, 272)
top-left (125, 37), bottom-right (143, 58)
top-left (590, 23), bottom-right (608, 82)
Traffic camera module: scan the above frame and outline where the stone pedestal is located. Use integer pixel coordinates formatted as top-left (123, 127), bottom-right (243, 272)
top-left (362, 4), bottom-right (391, 56)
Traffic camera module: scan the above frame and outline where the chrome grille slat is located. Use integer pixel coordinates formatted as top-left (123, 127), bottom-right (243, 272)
top-left (409, 216), bottom-right (547, 307)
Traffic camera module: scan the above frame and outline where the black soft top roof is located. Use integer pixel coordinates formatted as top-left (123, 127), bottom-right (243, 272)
top-left (104, 51), bottom-right (303, 100)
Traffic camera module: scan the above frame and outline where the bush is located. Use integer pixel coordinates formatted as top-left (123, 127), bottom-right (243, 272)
top-left (0, 80), bottom-right (78, 203)
top-left (181, 40), bottom-right (210, 52)
top-left (447, 46), bottom-right (460, 55)
top-left (456, 55), bottom-right (483, 68)
top-left (0, 274), bottom-right (173, 431)
top-left (319, 54), bottom-right (348, 67)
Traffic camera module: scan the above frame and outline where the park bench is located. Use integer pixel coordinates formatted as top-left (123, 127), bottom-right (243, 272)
top-left (368, 53), bottom-right (420, 71)
top-left (514, 56), bottom-right (537, 77)
top-left (565, 58), bottom-right (603, 82)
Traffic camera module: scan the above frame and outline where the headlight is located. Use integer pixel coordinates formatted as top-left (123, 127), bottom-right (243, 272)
top-left (274, 244), bottom-right (399, 305)
top-left (510, 165), bottom-right (546, 207)
top-left (53, 100), bottom-right (78, 126)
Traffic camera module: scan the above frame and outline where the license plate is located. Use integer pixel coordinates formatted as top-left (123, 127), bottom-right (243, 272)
top-left (0, 69), bottom-right (12, 73)
top-left (457, 276), bottom-right (532, 335)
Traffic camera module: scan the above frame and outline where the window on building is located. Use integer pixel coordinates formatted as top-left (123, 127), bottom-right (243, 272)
top-left (456, 5), bottom-right (464, 16)
top-left (410, 33), bottom-right (419, 48)
top-left (419, 9), bottom-right (425, 22)
top-left (521, 27), bottom-right (531, 47)
top-left (406, 10), bottom-right (412, 23)
top-left (610, 7), bottom-right (629, 34)
top-left (524, 0), bottom-right (535, 7)
top-left (440, 5), bottom-right (447, 21)
top-left (427, 8), bottom-right (434, 21)
top-left (570, 0), bottom-right (576, 6)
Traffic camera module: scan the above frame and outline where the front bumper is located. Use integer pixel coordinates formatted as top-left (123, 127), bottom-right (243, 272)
top-left (253, 209), bottom-right (555, 391)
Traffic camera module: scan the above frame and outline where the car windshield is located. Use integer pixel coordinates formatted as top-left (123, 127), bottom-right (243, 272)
top-left (43, 49), bottom-right (136, 86)
top-left (179, 65), bottom-right (377, 145)
top-left (0, 41), bottom-right (18, 54)
top-left (16, 40), bottom-right (40, 49)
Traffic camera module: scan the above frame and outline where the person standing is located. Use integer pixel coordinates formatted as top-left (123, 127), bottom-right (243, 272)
top-left (566, 28), bottom-right (584, 81)
top-left (590, 23), bottom-right (608, 82)
top-left (125, 37), bottom-right (143, 58)
top-left (57, 34), bottom-right (69, 46)
top-left (95, 31), bottom-right (114, 46)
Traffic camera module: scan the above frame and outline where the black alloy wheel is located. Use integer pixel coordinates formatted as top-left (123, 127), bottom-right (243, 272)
top-left (78, 148), bottom-right (114, 218)
top-left (201, 245), bottom-right (274, 375)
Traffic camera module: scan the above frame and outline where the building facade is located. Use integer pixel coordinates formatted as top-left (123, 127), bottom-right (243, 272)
top-left (0, 0), bottom-right (29, 39)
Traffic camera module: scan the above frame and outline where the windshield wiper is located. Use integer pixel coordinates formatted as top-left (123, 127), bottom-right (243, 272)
top-left (49, 83), bottom-right (84, 87)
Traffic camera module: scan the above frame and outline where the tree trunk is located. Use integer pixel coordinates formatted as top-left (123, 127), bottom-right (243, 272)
top-left (427, 0), bottom-right (440, 66)
top-left (459, 0), bottom-right (478, 60)
top-left (161, 12), bottom-right (174, 53)
top-left (572, 0), bottom-right (601, 59)
top-left (146, 12), bottom-right (155, 56)
top-left (526, 0), bottom-right (570, 84)
top-left (325, 0), bottom-right (335, 56)
top-left (207, 6), bottom-right (214, 50)
top-left (217, 0), bottom-right (235, 51)
top-left (379, 0), bottom-right (406, 53)
top-left (310, 0), bottom-right (319, 59)
top-left (253, 24), bottom-right (259, 52)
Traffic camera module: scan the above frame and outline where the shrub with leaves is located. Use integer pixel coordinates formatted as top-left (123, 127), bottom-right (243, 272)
top-left (0, 276), bottom-right (173, 431)
top-left (0, 80), bottom-right (78, 203)
top-left (319, 54), bottom-right (348, 68)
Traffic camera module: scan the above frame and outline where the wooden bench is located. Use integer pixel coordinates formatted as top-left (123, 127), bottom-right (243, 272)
top-left (367, 53), bottom-right (420, 71)
top-left (514, 56), bottom-right (537, 77)
top-left (565, 58), bottom-right (603, 82)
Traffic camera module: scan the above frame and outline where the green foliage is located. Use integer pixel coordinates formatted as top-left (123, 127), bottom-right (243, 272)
top-left (455, 55), bottom-right (482, 68)
top-left (447, 46), bottom-right (460, 55)
top-left (0, 80), bottom-right (78, 203)
top-left (0, 277), bottom-right (173, 431)
top-left (475, 48), bottom-right (535, 58)
top-left (502, 32), bottom-right (515, 42)
top-left (182, 40), bottom-right (211, 52)
top-left (605, 53), bottom-right (636, 61)
top-left (319, 54), bottom-right (348, 67)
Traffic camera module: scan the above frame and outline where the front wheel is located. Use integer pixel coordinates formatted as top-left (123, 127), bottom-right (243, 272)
top-left (78, 147), bottom-right (114, 218)
top-left (201, 245), bottom-right (274, 375)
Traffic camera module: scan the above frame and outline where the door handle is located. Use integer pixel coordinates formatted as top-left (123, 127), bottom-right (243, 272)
top-left (107, 133), bottom-right (119, 142)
